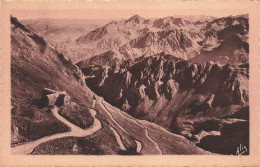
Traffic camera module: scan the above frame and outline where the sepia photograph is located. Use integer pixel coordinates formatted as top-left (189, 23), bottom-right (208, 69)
top-left (10, 10), bottom-right (250, 155)
top-left (0, 0), bottom-right (259, 166)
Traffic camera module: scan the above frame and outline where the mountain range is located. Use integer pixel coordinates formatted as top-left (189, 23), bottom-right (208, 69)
top-left (11, 13), bottom-right (249, 155)
top-left (39, 14), bottom-right (249, 65)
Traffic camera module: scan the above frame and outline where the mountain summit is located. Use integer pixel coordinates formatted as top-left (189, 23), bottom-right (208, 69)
top-left (125, 15), bottom-right (147, 24)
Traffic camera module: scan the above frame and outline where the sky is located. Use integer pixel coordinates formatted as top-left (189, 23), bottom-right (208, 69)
top-left (11, 9), bottom-right (247, 20)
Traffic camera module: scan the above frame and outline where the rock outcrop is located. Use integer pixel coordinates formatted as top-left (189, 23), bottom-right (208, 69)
top-left (81, 52), bottom-right (249, 136)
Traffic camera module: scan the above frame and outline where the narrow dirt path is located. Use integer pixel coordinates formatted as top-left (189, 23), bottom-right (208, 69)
top-left (104, 101), bottom-right (163, 154)
top-left (110, 126), bottom-right (127, 151)
top-left (141, 127), bottom-right (163, 155)
top-left (11, 105), bottom-right (102, 154)
top-left (99, 99), bottom-right (129, 135)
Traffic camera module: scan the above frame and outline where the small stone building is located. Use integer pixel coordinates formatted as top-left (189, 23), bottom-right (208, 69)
top-left (41, 88), bottom-right (71, 107)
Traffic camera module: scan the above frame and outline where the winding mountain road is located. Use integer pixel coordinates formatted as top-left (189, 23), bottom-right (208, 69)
top-left (118, 108), bottom-right (163, 155)
top-left (99, 99), bottom-right (130, 135)
top-left (12, 96), bottom-right (163, 155)
top-left (11, 106), bottom-right (102, 154)
top-left (99, 98), bottom-right (162, 155)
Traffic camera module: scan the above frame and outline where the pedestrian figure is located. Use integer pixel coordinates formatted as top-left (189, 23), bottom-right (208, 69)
top-left (92, 94), bottom-right (96, 107)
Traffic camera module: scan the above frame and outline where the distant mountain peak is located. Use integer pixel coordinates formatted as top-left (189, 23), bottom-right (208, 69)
top-left (129, 14), bottom-right (143, 19)
top-left (125, 14), bottom-right (146, 24)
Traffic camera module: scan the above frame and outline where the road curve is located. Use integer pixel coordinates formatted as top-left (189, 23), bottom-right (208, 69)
top-left (135, 140), bottom-right (142, 153)
top-left (99, 99), bottom-right (129, 135)
top-left (104, 102), bottom-right (163, 155)
top-left (141, 127), bottom-right (163, 155)
top-left (11, 106), bottom-right (102, 154)
top-left (119, 111), bottom-right (163, 155)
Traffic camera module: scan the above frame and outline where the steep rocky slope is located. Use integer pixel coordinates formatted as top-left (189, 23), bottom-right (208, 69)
top-left (11, 16), bottom-right (208, 155)
top-left (81, 52), bottom-right (249, 154)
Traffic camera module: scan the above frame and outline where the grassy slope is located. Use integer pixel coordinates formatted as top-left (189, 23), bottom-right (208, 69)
top-left (59, 104), bottom-right (94, 129)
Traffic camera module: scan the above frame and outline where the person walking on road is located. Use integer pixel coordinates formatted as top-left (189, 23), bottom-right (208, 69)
top-left (92, 94), bottom-right (97, 107)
